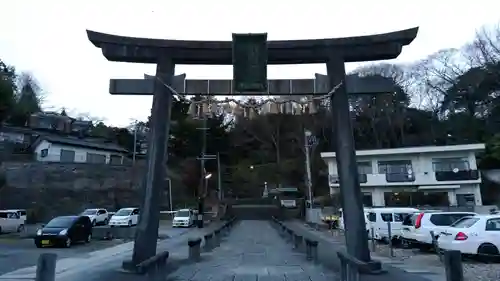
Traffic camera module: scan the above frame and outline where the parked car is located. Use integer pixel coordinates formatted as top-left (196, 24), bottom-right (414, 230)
top-left (365, 207), bottom-right (420, 242)
top-left (172, 209), bottom-right (195, 228)
top-left (438, 214), bottom-right (500, 258)
top-left (80, 208), bottom-right (109, 226)
top-left (34, 216), bottom-right (92, 248)
top-left (401, 211), bottom-right (477, 250)
top-left (108, 208), bottom-right (139, 227)
top-left (338, 208), bottom-right (373, 231)
top-left (0, 210), bottom-right (24, 233)
top-left (3, 209), bottom-right (27, 224)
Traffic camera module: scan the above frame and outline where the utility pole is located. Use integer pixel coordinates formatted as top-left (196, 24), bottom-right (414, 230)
top-left (304, 130), bottom-right (315, 222)
top-left (132, 121), bottom-right (138, 165)
top-left (167, 178), bottom-right (172, 212)
top-left (217, 152), bottom-right (222, 201)
top-left (196, 115), bottom-right (208, 228)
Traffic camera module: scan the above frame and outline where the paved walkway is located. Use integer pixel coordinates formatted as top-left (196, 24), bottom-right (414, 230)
top-left (167, 221), bottom-right (339, 281)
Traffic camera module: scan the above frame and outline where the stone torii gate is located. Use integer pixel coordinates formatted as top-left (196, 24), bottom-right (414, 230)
top-left (86, 27), bottom-right (418, 271)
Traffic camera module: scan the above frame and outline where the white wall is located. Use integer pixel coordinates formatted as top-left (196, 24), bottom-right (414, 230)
top-left (326, 150), bottom-right (481, 187)
top-left (34, 140), bottom-right (124, 164)
top-left (363, 184), bottom-right (482, 207)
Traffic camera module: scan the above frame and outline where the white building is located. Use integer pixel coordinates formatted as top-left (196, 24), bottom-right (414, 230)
top-left (321, 144), bottom-right (485, 208)
top-left (32, 135), bottom-right (128, 164)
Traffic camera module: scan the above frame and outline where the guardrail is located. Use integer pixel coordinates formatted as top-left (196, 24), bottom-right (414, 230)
top-left (192, 216), bottom-right (237, 253)
top-left (271, 216), bottom-right (385, 280)
top-left (274, 217), bottom-right (466, 281)
top-left (135, 251), bottom-right (170, 278)
top-left (33, 217), bottom-right (238, 281)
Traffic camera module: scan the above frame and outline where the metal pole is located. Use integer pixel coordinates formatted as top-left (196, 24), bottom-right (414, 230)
top-left (197, 115), bottom-right (207, 228)
top-left (168, 179), bottom-right (172, 212)
top-left (132, 121), bottom-right (137, 165)
top-left (217, 152), bottom-right (222, 201)
top-left (131, 57), bottom-right (174, 265)
top-left (304, 130), bottom-right (314, 222)
top-left (326, 55), bottom-right (372, 263)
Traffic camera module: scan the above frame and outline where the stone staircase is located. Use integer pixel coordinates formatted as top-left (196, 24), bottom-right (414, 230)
top-left (224, 198), bottom-right (303, 220)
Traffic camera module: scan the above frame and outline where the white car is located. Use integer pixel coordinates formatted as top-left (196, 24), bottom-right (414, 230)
top-left (438, 214), bottom-right (500, 257)
top-left (108, 208), bottom-right (139, 227)
top-left (80, 208), bottom-right (109, 226)
top-left (0, 210), bottom-right (24, 233)
top-left (401, 211), bottom-right (476, 250)
top-left (338, 208), bottom-right (372, 231)
top-left (172, 209), bottom-right (195, 228)
top-left (4, 209), bottom-right (27, 224)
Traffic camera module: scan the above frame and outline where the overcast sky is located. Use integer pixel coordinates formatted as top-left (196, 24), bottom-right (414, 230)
top-left (1, 1), bottom-right (499, 127)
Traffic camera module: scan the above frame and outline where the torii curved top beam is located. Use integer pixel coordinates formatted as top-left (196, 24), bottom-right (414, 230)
top-left (86, 28), bottom-right (418, 65)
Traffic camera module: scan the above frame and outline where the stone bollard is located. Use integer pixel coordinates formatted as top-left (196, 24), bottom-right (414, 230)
top-left (305, 239), bottom-right (319, 262)
top-left (444, 250), bottom-right (463, 281)
top-left (214, 230), bottom-right (221, 247)
top-left (204, 233), bottom-right (214, 251)
top-left (188, 238), bottom-right (202, 262)
top-left (293, 234), bottom-right (303, 250)
top-left (35, 253), bottom-right (57, 281)
top-left (287, 229), bottom-right (294, 243)
top-left (430, 231), bottom-right (442, 262)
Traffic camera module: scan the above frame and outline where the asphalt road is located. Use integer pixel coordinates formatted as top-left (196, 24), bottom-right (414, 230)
top-left (0, 222), bottom-right (191, 276)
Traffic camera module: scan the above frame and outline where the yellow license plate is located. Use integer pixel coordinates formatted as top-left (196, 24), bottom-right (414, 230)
top-left (41, 240), bottom-right (50, 245)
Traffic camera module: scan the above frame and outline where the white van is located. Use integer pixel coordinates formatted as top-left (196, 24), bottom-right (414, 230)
top-left (366, 207), bottom-right (419, 241)
top-left (4, 209), bottom-right (27, 224)
top-left (108, 208), bottom-right (139, 227)
top-left (0, 210), bottom-right (24, 233)
top-left (338, 208), bottom-right (372, 231)
top-left (172, 209), bottom-right (195, 227)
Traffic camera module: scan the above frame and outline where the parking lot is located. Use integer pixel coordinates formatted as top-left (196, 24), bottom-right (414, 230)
top-left (0, 221), bottom-right (191, 276)
top-left (318, 227), bottom-right (500, 281)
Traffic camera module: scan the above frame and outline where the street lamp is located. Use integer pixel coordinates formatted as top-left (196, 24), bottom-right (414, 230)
top-left (205, 173), bottom-right (212, 179)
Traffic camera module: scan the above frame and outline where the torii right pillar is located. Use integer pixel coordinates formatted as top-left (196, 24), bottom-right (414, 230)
top-left (326, 54), bottom-right (374, 264)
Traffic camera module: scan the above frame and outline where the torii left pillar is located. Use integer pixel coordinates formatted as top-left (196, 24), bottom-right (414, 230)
top-left (123, 56), bottom-right (175, 268)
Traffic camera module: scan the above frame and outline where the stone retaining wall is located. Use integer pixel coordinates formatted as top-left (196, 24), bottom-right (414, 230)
top-left (0, 162), bottom-right (175, 222)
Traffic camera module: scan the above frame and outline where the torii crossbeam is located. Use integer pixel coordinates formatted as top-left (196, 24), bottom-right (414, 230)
top-left (108, 73), bottom-right (396, 96)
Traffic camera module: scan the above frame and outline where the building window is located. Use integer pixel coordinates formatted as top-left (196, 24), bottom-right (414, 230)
top-left (110, 155), bottom-right (122, 165)
top-left (60, 149), bottom-right (75, 162)
top-left (357, 161), bottom-right (372, 175)
top-left (38, 118), bottom-right (53, 129)
top-left (362, 193), bottom-right (373, 207)
top-left (40, 149), bottom-right (48, 158)
top-left (432, 158), bottom-right (470, 172)
top-left (456, 194), bottom-right (475, 206)
top-left (378, 160), bottom-right (413, 174)
top-left (86, 153), bottom-right (106, 164)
